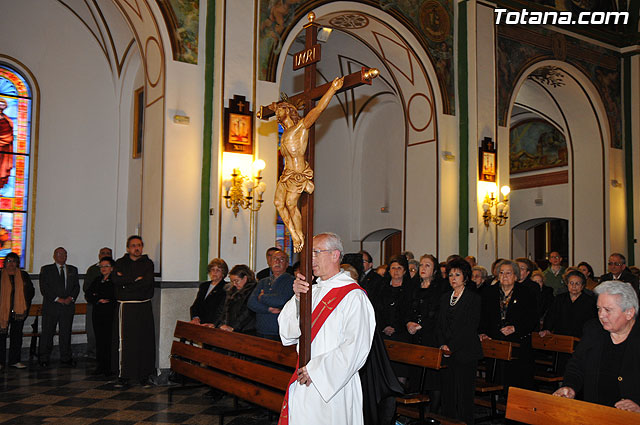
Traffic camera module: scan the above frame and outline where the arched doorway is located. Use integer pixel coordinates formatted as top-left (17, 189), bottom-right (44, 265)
top-left (267, 3), bottom-right (444, 257)
top-left (506, 61), bottom-right (610, 274)
top-left (512, 217), bottom-right (569, 270)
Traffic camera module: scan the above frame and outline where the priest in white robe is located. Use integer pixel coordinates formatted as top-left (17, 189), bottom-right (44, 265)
top-left (278, 232), bottom-right (376, 425)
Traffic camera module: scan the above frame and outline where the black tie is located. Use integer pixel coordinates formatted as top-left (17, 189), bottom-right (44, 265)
top-left (60, 265), bottom-right (66, 290)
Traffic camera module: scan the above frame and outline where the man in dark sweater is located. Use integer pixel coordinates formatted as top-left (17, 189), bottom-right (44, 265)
top-left (112, 236), bottom-right (155, 388)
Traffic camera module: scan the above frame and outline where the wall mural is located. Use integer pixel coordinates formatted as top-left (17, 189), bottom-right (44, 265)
top-left (510, 119), bottom-right (568, 174)
top-left (496, 25), bottom-right (622, 148)
top-left (157, 0), bottom-right (199, 64)
top-left (258, 0), bottom-right (455, 114)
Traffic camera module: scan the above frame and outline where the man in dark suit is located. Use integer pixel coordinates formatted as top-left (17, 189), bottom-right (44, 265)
top-left (38, 247), bottom-right (80, 367)
top-left (600, 252), bottom-right (639, 294)
top-left (359, 250), bottom-right (383, 303)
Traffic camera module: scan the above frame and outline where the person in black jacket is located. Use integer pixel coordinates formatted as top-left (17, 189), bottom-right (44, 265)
top-left (375, 256), bottom-right (412, 343)
top-left (0, 252), bottom-right (34, 369)
top-left (375, 255), bottom-right (412, 387)
top-left (437, 257), bottom-right (483, 424)
top-left (554, 280), bottom-right (640, 412)
top-left (600, 253), bottom-right (639, 294)
top-left (38, 247), bottom-right (80, 367)
top-left (531, 270), bottom-right (554, 330)
top-left (480, 259), bottom-right (538, 390)
top-left (217, 264), bottom-right (256, 334)
top-left (85, 256), bottom-right (116, 376)
top-left (541, 270), bottom-right (596, 338)
top-left (404, 254), bottom-right (446, 399)
top-left (112, 236), bottom-right (155, 388)
top-left (190, 258), bottom-right (228, 327)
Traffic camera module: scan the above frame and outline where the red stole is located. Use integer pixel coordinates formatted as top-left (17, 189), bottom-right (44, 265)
top-left (278, 282), bottom-right (362, 425)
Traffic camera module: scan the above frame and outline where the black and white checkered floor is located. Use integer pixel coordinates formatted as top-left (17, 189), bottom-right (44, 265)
top-left (0, 358), bottom-right (277, 424)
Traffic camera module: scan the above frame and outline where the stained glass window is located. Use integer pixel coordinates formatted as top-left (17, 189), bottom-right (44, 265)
top-left (0, 64), bottom-right (32, 268)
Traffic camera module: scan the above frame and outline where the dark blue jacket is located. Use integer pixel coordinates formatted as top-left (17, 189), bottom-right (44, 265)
top-left (248, 273), bottom-right (294, 336)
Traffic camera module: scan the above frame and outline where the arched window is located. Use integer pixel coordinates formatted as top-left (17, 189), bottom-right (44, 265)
top-left (0, 64), bottom-right (33, 268)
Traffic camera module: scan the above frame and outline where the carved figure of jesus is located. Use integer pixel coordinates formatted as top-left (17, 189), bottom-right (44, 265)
top-left (269, 76), bottom-right (344, 253)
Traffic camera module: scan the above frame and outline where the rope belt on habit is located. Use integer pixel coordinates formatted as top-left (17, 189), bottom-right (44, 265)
top-left (118, 299), bottom-right (152, 304)
top-left (117, 298), bottom-right (152, 378)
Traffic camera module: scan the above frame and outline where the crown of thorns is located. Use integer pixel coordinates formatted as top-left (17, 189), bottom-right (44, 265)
top-left (279, 92), bottom-right (304, 110)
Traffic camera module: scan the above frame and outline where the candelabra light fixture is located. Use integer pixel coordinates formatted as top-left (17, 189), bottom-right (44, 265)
top-left (223, 159), bottom-right (267, 217)
top-left (483, 184), bottom-right (510, 227)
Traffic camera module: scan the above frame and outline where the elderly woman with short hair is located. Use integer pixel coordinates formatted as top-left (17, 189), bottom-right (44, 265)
top-left (554, 281), bottom-right (640, 412)
top-left (480, 259), bottom-right (538, 390)
top-left (471, 265), bottom-right (488, 292)
top-left (189, 258), bottom-right (229, 327)
top-left (541, 270), bottom-right (596, 339)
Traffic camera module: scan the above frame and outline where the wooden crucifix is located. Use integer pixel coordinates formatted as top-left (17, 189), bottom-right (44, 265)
top-left (257, 11), bottom-right (379, 366)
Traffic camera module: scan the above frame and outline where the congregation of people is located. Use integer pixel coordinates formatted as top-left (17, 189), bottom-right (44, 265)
top-left (1, 238), bottom-right (638, 424)
top-left (178, 244), bottom-right (640, 423)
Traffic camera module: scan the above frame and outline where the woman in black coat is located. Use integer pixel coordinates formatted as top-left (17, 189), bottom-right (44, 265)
top-left (375, 255), bottom-right (413, 343)
top-left (404, 254), bottom-right (446, 398)
top-left (554, 281), bottom-right (640, 411)
top-left (217, 264), bottom-right (257, 334)
top-left (541, 270), bottom-right (596, 339)
top-left (436, 258), bottom-right (483, 424)
top-left (480, 259), bottom-right (538, 390)
top-left (375, 255), bottom-right (413, 387)
top-left (189, 258), bottom-right (228, 327)
top-left (540, 270), bottom-right (596, 375)
top-left (85, 256), bottom-right (117, 375)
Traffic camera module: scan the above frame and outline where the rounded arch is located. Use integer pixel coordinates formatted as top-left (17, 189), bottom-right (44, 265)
top-left (271, 2), bottom-right (444, 258)
top-left (111, 0), bottom-right (166, 268)
top-left (505, 60), bottom-right (609, 274)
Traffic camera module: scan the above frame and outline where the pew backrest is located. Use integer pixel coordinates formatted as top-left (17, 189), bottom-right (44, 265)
top-left (531, 332), bottom-right (579, 354)
top-left (384, 340), bottom-right (444, 369)
top-left (506, 387), bottom-right (640, 425)
top-left (482, 338), bottom-right (518, 360)
top-left (171, 320), bottom-right (297, 412)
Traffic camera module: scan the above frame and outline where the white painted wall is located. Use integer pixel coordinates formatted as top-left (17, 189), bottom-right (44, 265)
top-left (0, 1), bottom-right (141, 272)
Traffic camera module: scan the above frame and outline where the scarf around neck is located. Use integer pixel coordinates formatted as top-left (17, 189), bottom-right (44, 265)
top-left (0, 269), bottom-right (27, 332)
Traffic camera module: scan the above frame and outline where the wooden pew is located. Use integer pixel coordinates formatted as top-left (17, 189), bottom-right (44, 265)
top-left (26, 303), bottom-right (88, 359)
top-left (384, 340), bottom-right (463, 425)
top-left (506, 386), bottom-right (640, 424)
top-left (475, 338), bottom-right (519, 421)
top-left (171, 321), bottom-right (463, 425)
top-left (170, 320), bottom-right (297, 424)
top-left (531, 332), bottom-right (579, 384)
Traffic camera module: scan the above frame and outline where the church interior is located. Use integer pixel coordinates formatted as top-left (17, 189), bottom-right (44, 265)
top-left (1, 0), bottom-right (639, 423)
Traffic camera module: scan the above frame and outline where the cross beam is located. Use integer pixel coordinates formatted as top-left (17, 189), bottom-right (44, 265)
top-left (257, 11), bottom-right (378, 366)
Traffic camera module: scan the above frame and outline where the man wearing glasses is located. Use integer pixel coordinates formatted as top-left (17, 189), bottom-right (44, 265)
top-left (278, 233), bottom-right (375, 425)
top-left (600, 253), bottom-right (639, 294)
top-left (248, 250), bottom-right (294, 340)
top-left (543, 251), bottom-right (566, 295)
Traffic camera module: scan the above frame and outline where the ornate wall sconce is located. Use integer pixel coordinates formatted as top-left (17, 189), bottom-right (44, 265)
top-left (222, 159), bottom-right (267, 217)
top-left (483, 184), bottom-right (510, 227)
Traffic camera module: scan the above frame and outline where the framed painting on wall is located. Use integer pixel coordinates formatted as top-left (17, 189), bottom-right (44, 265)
top-left (132, 87), bottom-right (144, 159)
top-left (479, 137), bottom-right (496, 182)
top-left (510, 119), bottom-right (568, 174)
top-left (223, 95), bottom-right (253, 154)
